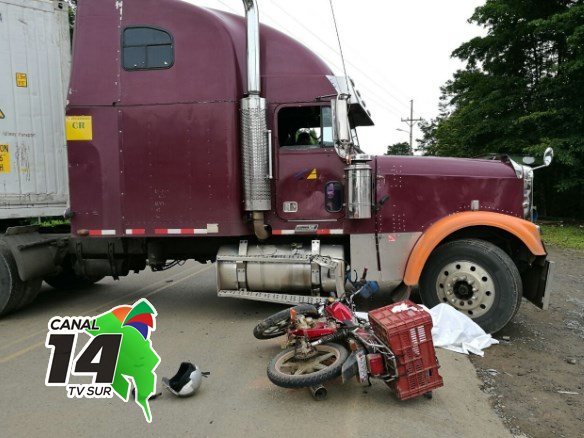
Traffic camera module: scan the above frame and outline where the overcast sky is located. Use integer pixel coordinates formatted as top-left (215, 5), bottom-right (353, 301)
top-left (186, 0), bottom-right (485, 156)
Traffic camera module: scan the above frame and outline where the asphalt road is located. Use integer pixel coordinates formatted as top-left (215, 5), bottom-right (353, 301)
top-left (0, 262), bottom-right (512, 437)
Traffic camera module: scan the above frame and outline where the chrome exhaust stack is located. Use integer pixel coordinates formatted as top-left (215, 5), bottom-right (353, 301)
top-left (241, 0), bottom-right (270, 239)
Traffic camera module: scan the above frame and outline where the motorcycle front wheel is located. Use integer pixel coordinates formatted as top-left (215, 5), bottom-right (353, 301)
top-left (267, 343), bottom-right (348, 388)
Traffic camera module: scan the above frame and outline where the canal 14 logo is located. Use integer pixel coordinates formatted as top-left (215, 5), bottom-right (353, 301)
top-left (45, 299), bottom-right (161, 423)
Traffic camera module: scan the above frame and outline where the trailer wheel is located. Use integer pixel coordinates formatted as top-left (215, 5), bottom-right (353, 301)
top-left (0, 242), bottom-right (27, 316)
top-left (419, 239), bottom-right (522, 334)
top-left (45, 260), bottom-right (104, 291)
top-left (16, 278), bottom-right (43, 310)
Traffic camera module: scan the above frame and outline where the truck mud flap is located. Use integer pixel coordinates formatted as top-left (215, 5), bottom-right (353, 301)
top-left (522, 258), bottom-right (554, 310)
top-left (2, 226), bottom-right (67, 281)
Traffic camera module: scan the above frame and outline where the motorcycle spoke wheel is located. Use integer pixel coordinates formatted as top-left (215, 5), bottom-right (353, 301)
top-left (278, 350), bottom-right (337, 376)
top-left (267, 343), bottom-right (348, 388)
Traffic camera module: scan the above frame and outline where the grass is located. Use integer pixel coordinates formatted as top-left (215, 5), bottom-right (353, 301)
top-left (539, 223), bottom-right (584, 251)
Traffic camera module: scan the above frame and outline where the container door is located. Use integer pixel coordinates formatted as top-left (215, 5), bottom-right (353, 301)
top-left (0, 0), bottom-right (70, 218)
top-left (274, 104), bottom-right (346, 223)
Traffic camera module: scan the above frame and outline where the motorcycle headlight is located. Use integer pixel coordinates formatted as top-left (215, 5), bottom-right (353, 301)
top-left (522, 166), bottom-right (534, 220)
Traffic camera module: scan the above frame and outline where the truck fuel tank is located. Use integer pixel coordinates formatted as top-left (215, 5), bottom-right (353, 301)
top-left (216, 241), bottom-right (345, 294)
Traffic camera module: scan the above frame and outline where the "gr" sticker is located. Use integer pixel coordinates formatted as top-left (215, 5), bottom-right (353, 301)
top-left (66, 116), bottom-right (93, 141)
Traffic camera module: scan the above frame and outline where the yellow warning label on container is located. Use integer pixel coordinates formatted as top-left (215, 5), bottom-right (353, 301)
top-left (306, 168), bottom-right (318, 180)
top-left (0, 109), bottom-right (5, 119)
top-left (66, 116), bottom-right (93, 141)
top-left (16, 73), bottom-right (28, 88)
top-left (0, 145), bottom-right (11, 173)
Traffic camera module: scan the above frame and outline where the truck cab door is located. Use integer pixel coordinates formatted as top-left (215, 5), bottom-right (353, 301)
top-left (274, 104), bottom-right (345, 223)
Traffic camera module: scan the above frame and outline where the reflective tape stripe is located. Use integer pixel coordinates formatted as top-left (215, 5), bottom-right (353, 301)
top-left (272, 230), bottom-right (294, 235)
top-left (88, 229), bottom-right (116, 236)
top-left (153, 228), bottom-right (209, 235)
top-left (94, 227), bottom-right (341, 236)
top-left (273, 229), bottom-right (343, 236)
top-left (125, 229), bottom-right (145, 235)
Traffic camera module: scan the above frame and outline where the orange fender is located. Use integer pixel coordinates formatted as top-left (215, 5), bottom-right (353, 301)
top-left (403, 212), bottom-right (546, 286)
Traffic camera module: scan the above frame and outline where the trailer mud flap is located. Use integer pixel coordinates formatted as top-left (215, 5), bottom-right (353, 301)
top-left (2, 226), bottom-right (66, 281)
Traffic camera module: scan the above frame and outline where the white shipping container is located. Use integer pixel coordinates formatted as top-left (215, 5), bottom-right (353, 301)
top-left (0, 0), bottom-right (70, 219)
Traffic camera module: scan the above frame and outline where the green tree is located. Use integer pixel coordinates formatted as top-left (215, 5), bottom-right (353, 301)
top-left (66, 0), bottom-right (77, 40)
top-left (386, 142), bottom-right (412, 156)
top-left (426, 0), bottom-right (584, 218)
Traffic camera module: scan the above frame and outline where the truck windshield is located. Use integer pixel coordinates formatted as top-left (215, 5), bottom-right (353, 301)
top-left (278, 106), bottom-right (333, 149)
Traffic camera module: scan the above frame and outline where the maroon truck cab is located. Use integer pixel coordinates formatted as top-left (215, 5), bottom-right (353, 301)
top-left (4, 0), bottom-right (551, 333)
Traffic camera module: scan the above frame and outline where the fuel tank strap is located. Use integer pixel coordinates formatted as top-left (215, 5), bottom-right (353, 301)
top-left (217, 290), bottom-right (328, 306)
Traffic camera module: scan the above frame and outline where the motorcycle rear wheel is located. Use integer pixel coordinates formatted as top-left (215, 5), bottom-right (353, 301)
top-left (253, 304), bottom-right (319, 339)
top-left (267, 343), bottom-right (348, 388)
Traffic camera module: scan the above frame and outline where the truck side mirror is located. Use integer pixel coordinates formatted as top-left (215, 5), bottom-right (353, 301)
top-left (532, 147), bottom-right (554, 171)
top-left (543, 147), bottom-right (554, 166)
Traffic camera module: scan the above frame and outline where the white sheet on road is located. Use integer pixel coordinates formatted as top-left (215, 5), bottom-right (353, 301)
top-left (427, 303), bottom-right (499, 356)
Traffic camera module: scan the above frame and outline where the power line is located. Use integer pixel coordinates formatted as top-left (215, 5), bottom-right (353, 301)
top-left (218, 0), bottom-right (410, 111)
top-left (270, 1), bottom-right (411, 110)
top-left (215, 0), bottom-right (404, 118)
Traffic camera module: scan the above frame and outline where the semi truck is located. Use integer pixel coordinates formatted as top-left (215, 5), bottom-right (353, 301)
top-left (0, 0), bottom-right (554, 334)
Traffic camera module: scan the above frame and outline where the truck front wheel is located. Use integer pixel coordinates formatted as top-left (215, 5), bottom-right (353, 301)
top-left (419, 239), bottom-right (522, 334)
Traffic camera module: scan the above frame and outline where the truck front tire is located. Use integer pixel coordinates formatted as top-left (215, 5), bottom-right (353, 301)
top-left (419, 238), bottom-right (522, 334)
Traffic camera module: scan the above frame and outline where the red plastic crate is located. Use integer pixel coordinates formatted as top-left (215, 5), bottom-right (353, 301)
top-left (368, 300), bottom-right (443, 400)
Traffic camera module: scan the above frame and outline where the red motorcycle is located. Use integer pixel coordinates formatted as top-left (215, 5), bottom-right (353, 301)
top-left (254, 276), bottom-right (443, 400)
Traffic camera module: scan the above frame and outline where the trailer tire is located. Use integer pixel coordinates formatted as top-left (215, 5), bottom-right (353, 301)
top-left (419, 238), bottom-right (522, 334)
top-left (16, 279), bottom-right (43, 310)
top-left (0, 242), bottom-right (27, 316)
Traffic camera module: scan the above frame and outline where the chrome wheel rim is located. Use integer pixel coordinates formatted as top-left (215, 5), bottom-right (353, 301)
top-left (435, 260), bottom-right (496, 318)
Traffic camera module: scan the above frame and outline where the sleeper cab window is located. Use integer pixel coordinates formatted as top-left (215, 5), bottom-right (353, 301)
top-left (123, 27), bottom-right (174, 70)
top-left (278, 106), bottom-right (334, 149)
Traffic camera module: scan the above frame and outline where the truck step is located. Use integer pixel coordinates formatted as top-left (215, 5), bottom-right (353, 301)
top-left (217, 289), bottom-right (328, 306)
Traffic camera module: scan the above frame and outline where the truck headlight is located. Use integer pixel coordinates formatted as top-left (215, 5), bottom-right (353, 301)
top-left (523, 166), bottom-right (534, 220)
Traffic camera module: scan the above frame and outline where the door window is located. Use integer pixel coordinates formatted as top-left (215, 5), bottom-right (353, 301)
top-left (278, 106), bottom-right (333, 149)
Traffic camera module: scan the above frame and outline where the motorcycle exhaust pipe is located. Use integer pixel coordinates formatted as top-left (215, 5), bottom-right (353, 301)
top-left (309, 385), bottom-right (328, 401)
top-left (310, 329), bottom-right (349, 347)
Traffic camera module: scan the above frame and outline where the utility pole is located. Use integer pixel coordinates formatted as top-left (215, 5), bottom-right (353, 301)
top-left (401, 99), bottom-right (422, 154)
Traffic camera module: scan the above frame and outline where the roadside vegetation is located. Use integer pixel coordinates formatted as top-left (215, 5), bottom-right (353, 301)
top-left (417, 0), bottom-right (584, 220)
top-left (540, 223), bottom-right (584, 251)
